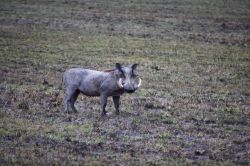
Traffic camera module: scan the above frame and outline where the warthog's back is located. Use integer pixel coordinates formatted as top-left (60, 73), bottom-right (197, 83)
top-left (63, 68), bottom-right (109, 96)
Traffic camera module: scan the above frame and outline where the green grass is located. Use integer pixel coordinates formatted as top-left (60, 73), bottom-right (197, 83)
top-left (0, 0), bottom-right (250, 165)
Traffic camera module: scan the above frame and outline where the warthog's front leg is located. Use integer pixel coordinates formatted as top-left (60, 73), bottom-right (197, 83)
top-left (100, 94), bottom-right (108, 116)
top-left (112, 96), bottom-right (120, 114)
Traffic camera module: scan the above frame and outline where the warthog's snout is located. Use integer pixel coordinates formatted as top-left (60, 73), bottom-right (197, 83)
top-left (119, 77), bottom-right (141, 93)
top-left (125, 88), bottom-right (136, 93)
top-left (63, 63), bottom-right (142, 115)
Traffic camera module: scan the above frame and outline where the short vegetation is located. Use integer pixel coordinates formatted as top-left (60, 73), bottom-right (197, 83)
top-left (0, 0), bottom-right (249, 165)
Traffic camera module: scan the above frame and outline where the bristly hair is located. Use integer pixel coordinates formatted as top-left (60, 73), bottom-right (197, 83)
top-left (103, 69), bottom-right (115, 72)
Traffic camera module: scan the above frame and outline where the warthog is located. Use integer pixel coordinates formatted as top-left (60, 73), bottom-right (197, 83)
top-left (63, 63), bottom-right (141, 115)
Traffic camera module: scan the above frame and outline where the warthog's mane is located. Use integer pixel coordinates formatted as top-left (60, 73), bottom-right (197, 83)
top-left (103, 69), bottom-right (115, 72)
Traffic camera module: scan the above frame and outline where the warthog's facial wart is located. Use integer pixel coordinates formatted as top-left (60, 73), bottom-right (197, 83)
top-left (63, 63), bottom-right (141, 115)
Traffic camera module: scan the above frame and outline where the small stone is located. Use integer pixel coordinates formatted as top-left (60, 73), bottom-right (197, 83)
top-left (195, 149), bottom-right (206, 155)
top-left (65, 137), bottom-right (71, 142)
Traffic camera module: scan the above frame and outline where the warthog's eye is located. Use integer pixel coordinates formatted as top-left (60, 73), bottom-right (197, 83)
top-left (132, 73), bottom-right (138, 78)
top-left (121, 74), bottom-right (125, 78)
top-left (120, 70), bottom-right (125, 78)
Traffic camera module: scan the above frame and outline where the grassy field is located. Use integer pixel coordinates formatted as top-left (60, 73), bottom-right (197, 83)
top-left (0, 0), bottom-right (250, 165)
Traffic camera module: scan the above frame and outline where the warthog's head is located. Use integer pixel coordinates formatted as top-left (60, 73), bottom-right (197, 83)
top-left (115, 63), bottom-right (141, 93)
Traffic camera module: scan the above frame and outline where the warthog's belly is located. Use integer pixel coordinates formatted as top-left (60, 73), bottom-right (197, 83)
top-left (79, 88), bottom-right (100, 97)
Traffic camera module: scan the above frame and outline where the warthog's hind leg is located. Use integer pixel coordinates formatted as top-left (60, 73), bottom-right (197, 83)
top-left (64, 87), bottom-right (77, 113)
top-left (70, 89), bottom-right (80, 113)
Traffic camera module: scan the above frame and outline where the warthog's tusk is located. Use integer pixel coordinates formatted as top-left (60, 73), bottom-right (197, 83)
top-left (118, 78), bottom-right (124, 88)
top-left (137, 77), bottom-right (142, 88)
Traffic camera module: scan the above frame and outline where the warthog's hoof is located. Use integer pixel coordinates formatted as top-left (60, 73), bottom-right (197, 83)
top-left (101, 111), bottom-right (107, 116)
top-left (72, 109), bottom-right (78, 113)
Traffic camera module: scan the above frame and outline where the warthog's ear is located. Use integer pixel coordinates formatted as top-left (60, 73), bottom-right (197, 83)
top-left (132, 64), bottom-right (138, 70)
top-left (132, 64), bottom-right (138, 77)
top-left (116, 63), bottom-right (122, 71)
top-left (115, 63), bottom-right (124, 77)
